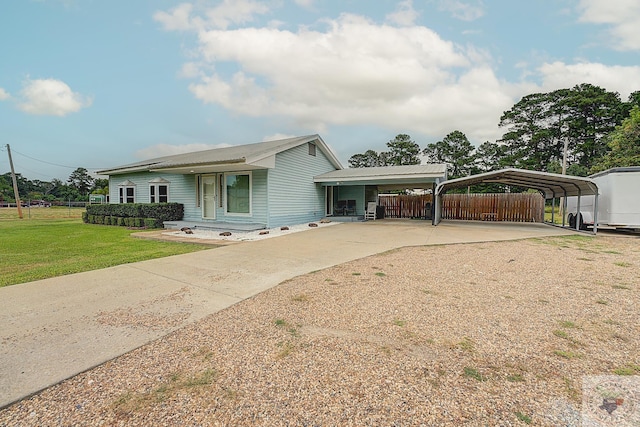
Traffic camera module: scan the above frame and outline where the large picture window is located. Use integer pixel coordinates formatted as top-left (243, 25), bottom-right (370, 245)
top-left (225, 172), bottom-right (251, 215)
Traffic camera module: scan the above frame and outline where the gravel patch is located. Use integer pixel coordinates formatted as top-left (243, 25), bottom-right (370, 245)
top-left (1, 234), bottom-right (639, 426)
top-left (166, 220), bottom-right (339, 242)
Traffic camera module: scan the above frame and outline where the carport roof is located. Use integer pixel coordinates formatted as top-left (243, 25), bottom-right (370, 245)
top-left (435, 168), bottom-right (598, 198)
top-left (314, 164), bottom-right (447, 186)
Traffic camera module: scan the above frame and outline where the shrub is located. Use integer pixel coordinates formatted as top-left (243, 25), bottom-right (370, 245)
top-left (86, 203), bottom-right (183, 222)
top-left (144, 218), bottom-right (159, 228)
top-left (85, 203), bottom-right (183, 228)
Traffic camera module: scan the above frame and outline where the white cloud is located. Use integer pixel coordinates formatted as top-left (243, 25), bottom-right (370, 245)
top-left (0, 88), bottom-right (10, 100)
top-left (135, 143), bottom-right (233, 159)
top-left (438, 0), bottom-right (485, 22)
top-left (176, 12), bottom-right (520, 143)
top-left (18, 78), bottom-right (92, 116)
top-left (262, 133), bottom-right (297, 141)
top-left (154, 0), bottom-right (270, 31)
top-left (578, 0), bottom-right (640, 50)
top-left (153, 3), bottom-right (195, 31)
top-left (538, 61), bottom-right (640, 99)
top-left (168, 6), bottom-right (640, 146)
top-left (179, 62), bottom-right (204, 78)
top-left (293, 0), bottom-right (314, 9)
top-left (386, 0), bottom-right (419, 27)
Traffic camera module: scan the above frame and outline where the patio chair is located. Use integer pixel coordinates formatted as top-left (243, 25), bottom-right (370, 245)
top-left (365, 202), bottom-right (377, 220)
top-left (335, 200), bottom-right (347, 216)
top-left (346, 199), bottom-right (356, 216)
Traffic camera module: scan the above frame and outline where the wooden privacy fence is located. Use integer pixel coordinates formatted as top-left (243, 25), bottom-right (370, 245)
top-left (379, 194), bottom-right (433, 219)
top-left (378, 193), bottom-right (544, 222)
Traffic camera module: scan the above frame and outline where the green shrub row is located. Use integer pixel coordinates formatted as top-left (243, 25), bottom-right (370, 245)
top-left (83, 213), bottom-right (160, 228)
top-left (85, 203), bottom-right (183, 223)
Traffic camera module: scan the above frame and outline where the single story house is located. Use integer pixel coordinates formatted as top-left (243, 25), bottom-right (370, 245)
top-left (97, 135), bottom-right (447, 229)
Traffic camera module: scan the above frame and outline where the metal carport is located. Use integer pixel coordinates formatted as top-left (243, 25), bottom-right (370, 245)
top-left (434, 168), bottom-right (600, 232)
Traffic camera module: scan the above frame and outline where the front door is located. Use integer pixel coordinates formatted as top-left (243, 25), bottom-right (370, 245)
top-left (202, 174), bottom-right (216, 219)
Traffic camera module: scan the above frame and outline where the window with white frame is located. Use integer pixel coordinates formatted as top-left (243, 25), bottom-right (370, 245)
top-left (225, 172), bottom-right (251, 215)
top-left (149, 178), bottom-right (170, 203)
top-left (118, 180), bottom-right (136, 203)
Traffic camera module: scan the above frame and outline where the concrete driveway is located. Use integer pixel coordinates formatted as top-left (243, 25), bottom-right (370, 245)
top-left (0, 220), bottom-right (575, 408)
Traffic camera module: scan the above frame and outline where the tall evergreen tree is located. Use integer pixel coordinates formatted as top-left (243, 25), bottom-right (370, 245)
top-left (423, 130), bottom-right (475, 178)
top-left (591, 105), bottom-right (640, 173)
top-left (380, 134), bottom-right (421, 166)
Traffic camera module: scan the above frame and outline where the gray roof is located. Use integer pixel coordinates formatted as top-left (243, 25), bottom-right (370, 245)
top-left (97, 135), bottom-right (342, 175)
top-left (435, 168), bottom-right (598, 198)
top-left (314, 164), bottom-right (447, 184)
top-left (590, 166), bottom-right (640, 178)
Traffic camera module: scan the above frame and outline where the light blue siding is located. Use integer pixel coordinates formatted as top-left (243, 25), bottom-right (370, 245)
top-left (267, 142), bottom-right (336, 228)
top-left (333, 185), bottom-right (366, 215)
top-left (213, 169), bottom-right (268, 225)
top-left (108, 172), bottom-right (197, 213)
top-left (107, 140), bottom-right (338, 228)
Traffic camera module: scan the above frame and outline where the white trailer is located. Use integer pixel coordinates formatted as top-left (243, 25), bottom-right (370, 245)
top-left (566, 166), bottom-right (640, 231)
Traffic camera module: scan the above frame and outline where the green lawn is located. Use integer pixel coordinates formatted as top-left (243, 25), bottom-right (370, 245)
top-left (544, 205), bottom-right (565, 224)
top-left (0, 208), bottom-right (213, 287)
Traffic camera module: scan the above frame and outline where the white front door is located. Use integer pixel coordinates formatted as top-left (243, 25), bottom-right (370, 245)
top-left (202, 174), bottom-right (216, 219)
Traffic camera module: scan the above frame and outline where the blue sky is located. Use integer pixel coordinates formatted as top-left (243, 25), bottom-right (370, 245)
top-left (1, 0), bottom-right (639, 181)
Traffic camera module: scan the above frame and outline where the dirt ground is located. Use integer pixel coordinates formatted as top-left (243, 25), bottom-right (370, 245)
top-left (1, 233), bottom-right (639, 426)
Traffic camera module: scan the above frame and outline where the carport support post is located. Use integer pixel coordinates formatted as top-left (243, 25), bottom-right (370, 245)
top-left (434, 192), bottom-right (441, 225)
top-left (562, 191), bottom-right (567, 227)
top-left (575, 189), bottom-right (581, 231)
top-left (593, 191), bottom-right (599, 234)
top-left (551, 196), bottom-right (555, 224)
top-left (431, 183), bottom-right (436, 225)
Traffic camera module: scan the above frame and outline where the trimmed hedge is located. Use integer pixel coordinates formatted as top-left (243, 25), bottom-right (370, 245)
top-left (86, 203), bottom-right (183, 220)
top-left (83, 203), bottom-right (183, 228)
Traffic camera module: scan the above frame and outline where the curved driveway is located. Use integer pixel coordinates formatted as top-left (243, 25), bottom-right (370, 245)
top-left (0, 220), bottom-right (574, 408)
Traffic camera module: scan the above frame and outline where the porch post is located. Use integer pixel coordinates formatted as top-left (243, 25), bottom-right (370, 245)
top-left (431, 183), bottom-right (436, 225)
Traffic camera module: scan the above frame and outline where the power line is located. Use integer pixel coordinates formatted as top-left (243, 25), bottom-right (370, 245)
top-left (9, 147), bottom-right (102, 170)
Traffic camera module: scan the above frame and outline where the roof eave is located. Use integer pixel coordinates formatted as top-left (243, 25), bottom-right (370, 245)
top-left (314, 173), bottom-right (445, 183)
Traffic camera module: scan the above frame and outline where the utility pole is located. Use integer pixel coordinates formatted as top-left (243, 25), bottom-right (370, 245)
top-left (6, 144), bottom-right (23, 219)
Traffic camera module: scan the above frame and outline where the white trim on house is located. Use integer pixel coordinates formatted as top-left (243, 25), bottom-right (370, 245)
top-left (149, 177), bottom-right (170, 203)
top-left (118, 180), bottom-right (136, 203)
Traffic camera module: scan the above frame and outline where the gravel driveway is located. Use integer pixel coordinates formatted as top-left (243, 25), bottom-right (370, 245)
top-left (1, 233), bottom-right (638, 426)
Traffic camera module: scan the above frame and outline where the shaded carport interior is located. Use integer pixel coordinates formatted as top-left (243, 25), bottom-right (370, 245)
top-left (314, 164), bottom-right (447, 220)
top-left (434, 168), bottom-right (600, 232)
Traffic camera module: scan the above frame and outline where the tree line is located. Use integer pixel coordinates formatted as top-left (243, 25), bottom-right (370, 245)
top-left (349, 83), bottom-right (640, 179)
top-left (0, 167), bottom-right (108, 204)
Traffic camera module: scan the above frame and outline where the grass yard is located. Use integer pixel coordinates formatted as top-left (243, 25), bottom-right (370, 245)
top-left (0, 205), bottom-right (85, 220)
top-left (0, 207), bottom-right (213, 287)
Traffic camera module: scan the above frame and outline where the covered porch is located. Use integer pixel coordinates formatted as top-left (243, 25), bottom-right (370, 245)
top-left (314, 164), bottom-right (447, 223)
